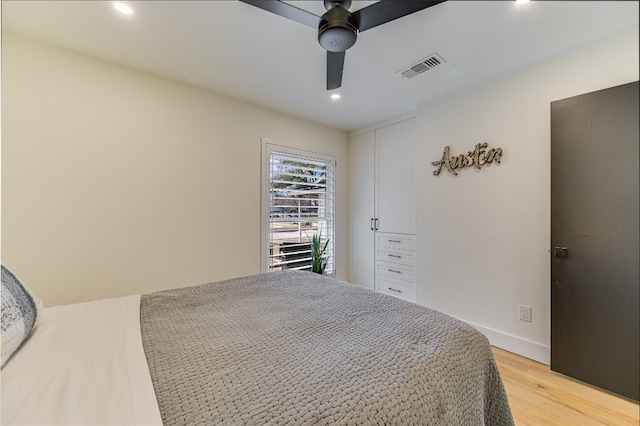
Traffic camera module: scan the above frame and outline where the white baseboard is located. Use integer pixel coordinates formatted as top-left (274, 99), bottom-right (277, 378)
top-left (470, 322), bottom-right (550, 365)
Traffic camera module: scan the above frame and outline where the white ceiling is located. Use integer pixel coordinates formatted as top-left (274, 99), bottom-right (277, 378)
top-left (2, 1), bottom-right (638, 131)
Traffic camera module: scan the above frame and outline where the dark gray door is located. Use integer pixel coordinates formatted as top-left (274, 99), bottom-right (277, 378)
top-left (551, 81), bottom-right (639, 401)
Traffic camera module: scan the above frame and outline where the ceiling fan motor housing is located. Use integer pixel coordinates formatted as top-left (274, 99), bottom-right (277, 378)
top-left (318, 4), bottom-right (357, 52)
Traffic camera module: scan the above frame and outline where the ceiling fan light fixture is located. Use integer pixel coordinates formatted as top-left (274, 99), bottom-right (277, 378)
top-left (318, 5), bottom-right (357, 52)
top-left (239, 0), bottom-right (447, 90)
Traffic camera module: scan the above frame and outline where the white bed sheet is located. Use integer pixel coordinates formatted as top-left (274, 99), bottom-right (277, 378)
top-left (1, 295), bottom-right (162, 425)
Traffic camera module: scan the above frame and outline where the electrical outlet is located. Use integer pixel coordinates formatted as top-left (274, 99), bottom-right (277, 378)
top-left (519, 305), bottom-right (532, 322)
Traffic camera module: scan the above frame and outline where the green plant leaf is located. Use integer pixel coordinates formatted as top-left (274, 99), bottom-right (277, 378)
top-left (309, 232), bottom-right (329, 274)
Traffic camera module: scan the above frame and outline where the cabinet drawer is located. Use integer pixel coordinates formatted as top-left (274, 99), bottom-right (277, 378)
top-left (376, 233), bottom-right (416, 250)
top-left (375, 247), bottom-right (416, 265)
top-left (375, 260), bottom-right (415, 280)
top-left (376, 275), bottom-right (416, 302)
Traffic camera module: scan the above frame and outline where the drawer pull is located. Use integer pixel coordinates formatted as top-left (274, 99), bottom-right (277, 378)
top-left (388, 269), bottom-right (402, 274)
top-left (388, 239), bottom-right (402, 243)
top-left (388, 254), bottom-right (402, 258)
top-left (388, 287), bottom-right (402, 293)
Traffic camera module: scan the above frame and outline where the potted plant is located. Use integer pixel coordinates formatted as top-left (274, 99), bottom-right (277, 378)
top-left (310, 232), bottom-right (330, 274)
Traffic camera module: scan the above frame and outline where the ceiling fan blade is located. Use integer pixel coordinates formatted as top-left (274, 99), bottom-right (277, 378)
top-left (353, 0), bottom-right (446, 32)
top-left (327, 51), bottom-right (345, 90)
top-left (238, 0), bottom-right (320, 29)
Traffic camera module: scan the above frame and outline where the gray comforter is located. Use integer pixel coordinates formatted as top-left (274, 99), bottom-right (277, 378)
top-left (140, 271), bottom-right (514, 425)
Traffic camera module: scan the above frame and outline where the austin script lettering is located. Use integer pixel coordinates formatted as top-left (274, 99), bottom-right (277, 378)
top-left (432, 143), bottom-right (503, 176)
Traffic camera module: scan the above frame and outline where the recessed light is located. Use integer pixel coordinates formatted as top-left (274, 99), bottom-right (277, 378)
top-left (330, 94), bottom-right (341, 100)
top-left (515, 0), bottom-right (530, 4)
top-left (114, 2), bottom-right (133, 15)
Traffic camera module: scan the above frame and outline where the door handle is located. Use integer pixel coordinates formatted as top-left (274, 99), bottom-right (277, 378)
top-left (374, 218), bottom-right (379, 230)
top-left (371, 218), bottom-right (374, 231)
top-left (553, 247), bottom-right (568, 258)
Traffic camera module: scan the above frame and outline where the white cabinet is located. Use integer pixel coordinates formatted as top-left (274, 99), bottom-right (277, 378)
top-left (375, 120), bottom-right (416, 235)
top-left (348, 131), bottom-right (376, 290)
top-left (348, 118), bottom-right (417, 301)
top-left (374, 232), bottom-right (416, 302)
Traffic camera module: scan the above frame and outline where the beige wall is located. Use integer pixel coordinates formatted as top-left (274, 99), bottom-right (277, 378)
top-left (1, 33), bottom-right (348, 306)
top-left (415, 28), bottom-right (639, 363)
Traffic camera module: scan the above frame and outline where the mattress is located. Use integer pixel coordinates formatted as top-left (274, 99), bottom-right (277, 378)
top-left (2, 271), bottom-right (514, 425)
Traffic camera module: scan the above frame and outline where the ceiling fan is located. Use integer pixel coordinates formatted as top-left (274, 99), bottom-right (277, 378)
top-left (239, 0), bottom-right (446, 90)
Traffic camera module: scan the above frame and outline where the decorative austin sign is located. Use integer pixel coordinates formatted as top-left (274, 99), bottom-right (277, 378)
top-left (432, 142), bottom-right (503, 176)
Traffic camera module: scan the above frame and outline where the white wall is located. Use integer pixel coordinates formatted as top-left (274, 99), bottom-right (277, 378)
top-left (1, 33), bottom-right (348, 306)
top-left (416, 28), bottom-right (639, 364)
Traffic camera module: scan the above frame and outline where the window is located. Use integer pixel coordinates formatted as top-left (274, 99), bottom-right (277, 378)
top-left (262, 141), bottom-right (335, 274)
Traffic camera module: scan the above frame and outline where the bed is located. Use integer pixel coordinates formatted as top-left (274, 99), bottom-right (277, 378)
top-left (1, 267), bottom-right (514, 425)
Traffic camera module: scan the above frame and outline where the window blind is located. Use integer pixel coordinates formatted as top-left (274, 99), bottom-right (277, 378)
top-left (266, 148), bottom-right (335, 274)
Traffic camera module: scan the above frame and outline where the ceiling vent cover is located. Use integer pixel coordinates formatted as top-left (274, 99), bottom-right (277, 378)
top-left (398, 53), bottom-right (446, 79)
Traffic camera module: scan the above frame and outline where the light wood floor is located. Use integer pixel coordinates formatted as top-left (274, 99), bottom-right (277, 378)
top-left (493, 347), bottom-right (639, 426)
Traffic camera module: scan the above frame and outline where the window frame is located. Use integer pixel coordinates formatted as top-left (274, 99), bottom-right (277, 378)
top-left (261, 139), bottom-right (336, 274)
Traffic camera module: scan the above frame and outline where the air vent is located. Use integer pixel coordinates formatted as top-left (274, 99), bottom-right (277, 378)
top-left (397, 54), bottom-right (446, 79)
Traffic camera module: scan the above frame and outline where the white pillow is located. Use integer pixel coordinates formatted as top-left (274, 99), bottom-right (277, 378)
top-left (1, 265), bottom-right (44, 367)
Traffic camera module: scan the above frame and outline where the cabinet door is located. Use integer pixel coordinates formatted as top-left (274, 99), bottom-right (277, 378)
top-left (348, 131), bottom-right (375, 290)
top-left (375, 118), bottom-right (416, 234)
